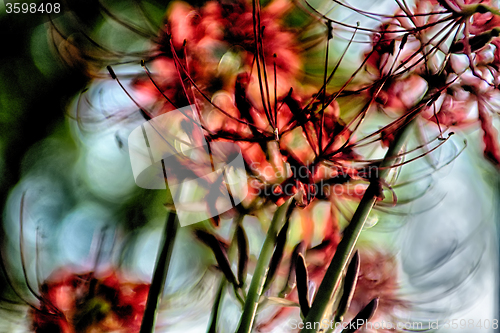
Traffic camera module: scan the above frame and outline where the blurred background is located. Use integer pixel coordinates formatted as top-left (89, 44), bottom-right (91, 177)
top-left (0, 0), bottom-right (499, 332)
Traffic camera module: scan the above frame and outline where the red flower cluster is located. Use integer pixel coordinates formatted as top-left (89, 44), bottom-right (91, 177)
top-left (134, 0), bottom-right (302, 115)
top-left (30, 269), bottom-right (149, 333)
top-left (365, 0), bottom-right (500, 167)
top-left (130, 0), bottom-right (380, 213)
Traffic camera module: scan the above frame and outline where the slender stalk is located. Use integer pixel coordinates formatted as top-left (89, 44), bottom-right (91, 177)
top-left (207, 213), bottom-right (244, 333)
top-left (140, 210), bottom-right (179, 333)
top-left (236, 198), bottom-right (293, 333)
top-left (301, 119), bottom-right (415, 332)
top-left (207, 279), bottom-right (226, 333)
top-left (140, 160), bottom-right (180, 333)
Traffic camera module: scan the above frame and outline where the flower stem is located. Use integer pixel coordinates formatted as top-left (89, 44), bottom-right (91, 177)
top-left (301, 119), bottom-right (415, 332)
top-left (207, 279), bottom-right (226, 333)
top-left (236, 198), bottom-right (293, 333)
top-left (207, 214), bottom-right (243, 333)
top-left (140, 210), bottom-right (179, 333)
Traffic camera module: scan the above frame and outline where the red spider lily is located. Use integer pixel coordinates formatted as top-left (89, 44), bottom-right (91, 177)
top-left (113, 0), bottom-right (383, 213)
top-left (132, 0), bottom-right (303, 117)
top-left (166, 0), bottom-right (302, 79)
top-left (239, 89), bottom-right (368, 208)
top-left (359, 0), bottom-right (500, 169)
top-left (478, 98), bottom-right (500, 166)
top-left (423, 71), bottom-right (500, 167)
top-left (29, 269), bottom-right (149, 333)
top-left (0, 195), bottom-right (150, 333)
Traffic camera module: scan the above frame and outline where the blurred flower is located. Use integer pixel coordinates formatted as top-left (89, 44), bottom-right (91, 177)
top-left (347, 250), bottom-right (407, 333)
top-left (132, 0), bottom-right (304, 117)
top-left (30, 268), bottom-right (149, 333)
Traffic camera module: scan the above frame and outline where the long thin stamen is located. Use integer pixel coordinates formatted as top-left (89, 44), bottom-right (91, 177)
top-left (319, 21), bottom-right (331, 155)
top-left (252, 0), bottom-right (275, 131)
top-left (273, 54), bottom-right (278, 139)
top-left (303, 0), bottom-right (456, 35)
top-left (167, 39), bottom-right (268, 134)
top-left (141, 60), bottom-right (178, 109)
top-left (140, 163), bottom-right (179, 333)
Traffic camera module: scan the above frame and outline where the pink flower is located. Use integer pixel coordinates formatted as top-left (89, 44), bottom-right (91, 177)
top-left (363, 0), bottom-right (500, 169)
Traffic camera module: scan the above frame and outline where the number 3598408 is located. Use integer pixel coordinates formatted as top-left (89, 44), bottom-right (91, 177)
top-left (5, 2), bottom-right (60, 14)
top-left (442, 319), bottom-right (498, 330)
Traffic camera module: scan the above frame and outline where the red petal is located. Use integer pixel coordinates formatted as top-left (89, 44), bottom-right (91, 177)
top-left (478, 104), bottom-right (500, 168)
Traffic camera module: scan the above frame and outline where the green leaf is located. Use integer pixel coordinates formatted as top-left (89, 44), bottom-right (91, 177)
top-left (296, 253), bottom-right (310, 318)
top-left (207, 280), bottom-right (226, 333)
top-left (279, 241), bottom-right (304, 298)
top-left (140, 212), bottom-right (179, 333)
top-left (195, 229), bottom-right (238, 287)
top-left (262, 219), bottom-right (290, 292)
top-left (236, 197), bottom-right (294, 333)
top-left (341, 298), bottom-right (379, 333)
top-left (335, 251), bottom-right (360, 323)
top-left (237, 224), bottom-right (249, 287)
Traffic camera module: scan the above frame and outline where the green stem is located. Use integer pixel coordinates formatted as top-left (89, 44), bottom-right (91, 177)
top-left (207, 213), bottom-right (244, 333)
top-left (236, 198), bottom-right (293, 333)
top-left (207, 279), bottom-right (226, 333)
top-left (301, 119), bottom-right (415, 333)
top-left (140, 211), bottom-right (179, 333)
